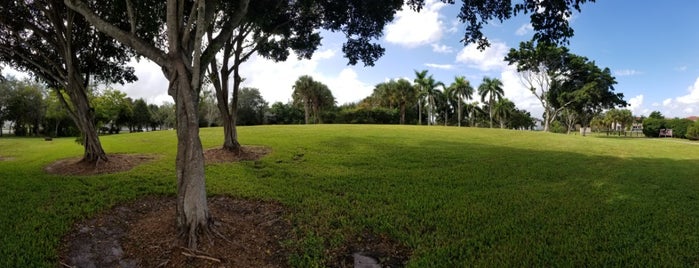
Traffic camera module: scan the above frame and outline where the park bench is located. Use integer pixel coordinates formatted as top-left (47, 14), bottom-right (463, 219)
top-left (659, 128), bottom-right (673, 137)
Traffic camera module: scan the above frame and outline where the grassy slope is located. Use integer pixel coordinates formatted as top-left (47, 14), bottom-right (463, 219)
top-left (1, 125), bottom-right (699, 266)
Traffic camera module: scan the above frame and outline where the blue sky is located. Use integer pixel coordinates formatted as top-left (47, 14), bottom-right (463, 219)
top-left (3, 0), bottom-right (698, 119)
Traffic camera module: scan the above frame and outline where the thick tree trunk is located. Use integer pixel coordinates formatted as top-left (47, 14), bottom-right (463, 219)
top-left (61, 83), bottom-right (108, 163)
top-left (171, 63), bottom-right (210, 249)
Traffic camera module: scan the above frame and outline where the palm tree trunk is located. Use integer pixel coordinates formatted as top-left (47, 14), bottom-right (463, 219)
top-left (417, 99), bottom-right (422, 125)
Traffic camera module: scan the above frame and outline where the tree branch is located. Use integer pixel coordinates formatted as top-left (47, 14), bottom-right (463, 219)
top-left (125, 0), bottom-right (137, 34)
top-left (64, 0), bottom-right (168, 66)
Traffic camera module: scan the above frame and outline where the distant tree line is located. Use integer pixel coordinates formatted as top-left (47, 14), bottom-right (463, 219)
top-left (0, 76), bottom-right (176, 137)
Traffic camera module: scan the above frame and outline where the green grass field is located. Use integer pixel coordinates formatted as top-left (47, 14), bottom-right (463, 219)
top-left (2, 125), bottom-right (699, 267)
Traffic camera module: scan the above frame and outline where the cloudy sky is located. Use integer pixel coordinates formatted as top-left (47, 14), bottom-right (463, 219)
top-left (3, 0), bottom-right (699, 119)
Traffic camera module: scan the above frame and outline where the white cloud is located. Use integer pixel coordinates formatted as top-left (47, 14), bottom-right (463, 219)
top-left (614, 69), bottom-right (642, 76)
top-left (662, 98), bottom-right (673, 106)
top-left (676, 66), bottom-right (688, 72)
top-left (675, 77), bottom-right (699, 104)
top-left (499, 66), bottom-right (544, 118)
top-left (241, 48), bottom-right (371, 105)
top-left (384, 0), bottom-right (447, 48)
top-left (455, 41), bottom-right (509, 71)
top-left (424, 63), bottom-right (454, 70)
top-left (112, 59), bottom-right (171, 105)
top-left (431, 43), bottom-right (453, 54)
top-left (515, 24), bottom-right (533, 36)
top-left (320, 68), bottom-right (374, 105)
top-left (627, 95), bottom-right (644, 115)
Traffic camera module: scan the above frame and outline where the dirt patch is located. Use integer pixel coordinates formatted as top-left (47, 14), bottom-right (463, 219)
top-left (59, 196), bottom-right (292, 268)
top-left (45, 154), bottom-right (157, 176)
top-left (204, 146), bottom-right (271, 164)
top-left (0, 156), bottom-right (13, 161)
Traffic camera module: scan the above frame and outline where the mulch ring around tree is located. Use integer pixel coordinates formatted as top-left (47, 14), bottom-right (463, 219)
top-left (58, 196), bottom-right (412, 268)
top-left (204, 146), bottom-right (272, 164)
top-left (56, 146), bottom-right (412, 267)
top-left (43, 146), bottom-right (271, 176)
top-left (44, 154), bottom-right (158, 176)
top-left (59, 196), bottom-right (292, 268)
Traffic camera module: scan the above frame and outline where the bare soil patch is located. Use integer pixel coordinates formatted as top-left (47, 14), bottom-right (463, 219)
top-left (45, 154), bottom-right (157, 176)
top-left (57, 145), bottom-right (410, 267)
top-left (204, 146), bottom-right (272, 164)
top-left (59, 196), bottom-right (291, 267)
top-left (0, 156), bottom-right (13, 161)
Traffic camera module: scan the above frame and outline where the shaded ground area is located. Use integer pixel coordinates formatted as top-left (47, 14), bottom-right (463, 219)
top-left (44, 146), bottom-right (270, 176)
top-left (59, 196), bottom-right (291, 267)
top-left (204, 146), bottom-right (272, 164)
top-left (55, 146), bottom-right (411, 267)
top-left (45, 154), bottom-right (157, 176)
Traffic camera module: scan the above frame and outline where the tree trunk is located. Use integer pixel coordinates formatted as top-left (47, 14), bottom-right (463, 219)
top-left (457, 97), bottom-right (462, 127)
top-left (62, 82), bottom-right (108, 163)
top-left (399, 103), bottom-right (406, 125)
top-left (171, 63), bottom-right (210, 250)
top-left (303, 102), bottom-right (310, 124)
top-left (417, 99), bottom-right (422, 125)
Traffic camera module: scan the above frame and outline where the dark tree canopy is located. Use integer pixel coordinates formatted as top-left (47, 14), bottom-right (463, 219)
top-left (418, 0), bottom-right (596, 49)
top-left (0, 1), bottom-right (136, 89)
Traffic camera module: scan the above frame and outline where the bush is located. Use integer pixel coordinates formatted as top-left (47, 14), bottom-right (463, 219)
top-left (687, 121), bottom-right (699, 140)
top-left (336, 107), bottom-right (398, 124)
top-left (549, 121), bottom-right (567, 134)
top-left (666, 118), bottom-right (694, 138)
top-left (642, 118), bottom-right (666, 137)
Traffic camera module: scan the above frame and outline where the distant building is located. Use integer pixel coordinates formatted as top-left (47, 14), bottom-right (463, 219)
top-left (686, 116), bottom-right (699, 121)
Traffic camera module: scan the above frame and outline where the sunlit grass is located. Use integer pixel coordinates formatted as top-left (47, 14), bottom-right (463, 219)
top-left (1, 125), bottom-right (699, 266)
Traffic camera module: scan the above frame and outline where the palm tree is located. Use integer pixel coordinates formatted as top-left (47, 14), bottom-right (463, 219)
top-left (292, 75), bottom-right (315, 124)
top-left (424, 76), bottom-right (444, 126)
top-left (310, 82), bottom-right (335, 124)
top-left (393, 79), bottom-right (417, 124)
top-left (413, 70), bottom-right (429, 125)
top-left (478, 77), bottom-right (504, 128)
top-left (494, 98), bottom-right (515, 129)
top-left (448, 76), bottom-right (474, 127)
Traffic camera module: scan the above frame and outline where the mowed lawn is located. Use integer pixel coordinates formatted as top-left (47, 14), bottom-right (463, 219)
top-left (2, 125), bottom-right (699, 267)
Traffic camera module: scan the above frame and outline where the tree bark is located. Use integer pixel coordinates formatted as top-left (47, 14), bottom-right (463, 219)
top-left (457, 96), bottom-right (462, 127)
top-left (399, 103), bottom-right (406, 125)
top-left (417, 99), bottom-right (422, 125)
top-left (171, 61), bottom-right (210, 249)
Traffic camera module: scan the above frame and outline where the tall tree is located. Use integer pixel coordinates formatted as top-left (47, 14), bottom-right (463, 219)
top-left (207, 1), bottom-right (323, 151)
top-left (0, 1), bottom-right (136, 162)
top-left (92, 89), bottom-right (131, 133)
top-left (494, 98), bottom-right (515, 129)
top-left (413, 70), bottom-right (429, 125)
top-left (393, 79), bottom-right (417, 125)
top-left (235, 87), bottom-right (268, 126)
top-left (132, 98), bottom-right (151, 131)
top-left (65, 0), bottom-right (596, 248)
top-left (505, 41), bottom-right (625, 132)
top-left (448, 76), bottom-right (474, 127)
top-left (292, 75), bottom-right (315, 125)
top-left (478, 77), bottom-right (504, 128)
top-left (423, 75), bottom-right (444, 126)
top-left (505, 41), bottom-right (567, 132)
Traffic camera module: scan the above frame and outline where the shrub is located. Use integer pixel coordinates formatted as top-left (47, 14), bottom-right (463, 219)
top-left (666, 118), bottom-right (694, 138)
top-left (687, 121), bottom-right (699, 140)
top-left (336, 107), bottom-right (398, 124)
top-left (549, 121), bottom-right (567, 134)
top-left (642, 118), bottom-right (666, 137)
